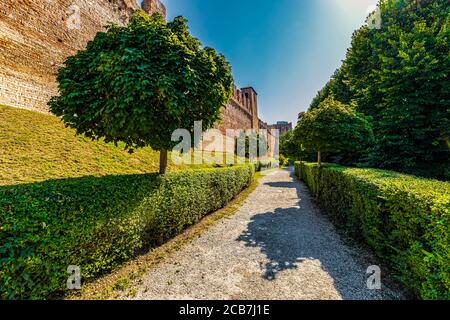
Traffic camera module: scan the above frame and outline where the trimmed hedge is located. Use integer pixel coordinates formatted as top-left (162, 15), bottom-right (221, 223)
top-left (0, 165), bottom-right (254, 299)
top-left (294, 161), bottom-right (450, 300)
top-left (278, 155), bottom-right (289, 167)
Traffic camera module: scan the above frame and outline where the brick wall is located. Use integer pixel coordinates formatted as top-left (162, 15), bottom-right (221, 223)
top-left (212, 92), bottom-right (277, 157)
top-left (0, 0), bottom-right (165, 113)
top-left (216, 99), bottom-right (254, 134)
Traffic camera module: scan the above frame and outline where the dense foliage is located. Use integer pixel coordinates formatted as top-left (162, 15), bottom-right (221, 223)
top-left (278, 154), bottom-right (289, 167)
top-left (0, 165), bottom-right (254, 299)
top-left (295, 97), bottom-right (373, 165)
top-left (49, 11), bottom-right (233, 173)
top-left (294, 161), bottom-right (450, 299)
top-left (308, 0), bottom-right (450, 179)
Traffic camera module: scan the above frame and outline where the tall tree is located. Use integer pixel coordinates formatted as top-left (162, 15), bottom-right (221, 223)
top-left (306, 0), bottom-right (450, 179)
top-left (367, 0), bottom-right (450, 176)
top-left (295, 97), bottom-right (373, 166)
top-left (309, 67), bottom-right (353, 111)
top-left (49, 11), bottom-right (233, 174)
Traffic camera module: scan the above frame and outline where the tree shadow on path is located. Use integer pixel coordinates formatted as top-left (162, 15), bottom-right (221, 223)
top-left (237, 169), bottom-right (392, 300)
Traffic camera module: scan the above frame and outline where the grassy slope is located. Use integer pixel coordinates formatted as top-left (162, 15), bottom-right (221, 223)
top-left (0, 105), bottom-right (226, 186)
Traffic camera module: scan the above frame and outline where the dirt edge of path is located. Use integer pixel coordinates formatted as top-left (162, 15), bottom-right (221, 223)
top-left (290, 172), bottom-right (412, 299)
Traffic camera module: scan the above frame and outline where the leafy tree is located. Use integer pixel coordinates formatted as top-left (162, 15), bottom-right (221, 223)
top-left (306, 0), bottom-right (450, 179)
top-left (235, 132), bottom-right (268, 159)
top-left (49, 11), bottom-right (233, 174)
top-left (279, 129), bottom-right (306, 162)
top-left (295, 97), bottom-right (373, 166)
top-left (309, 67), bottom-right (353, 110)
top-left (367, 0), bottom-right (450, 177)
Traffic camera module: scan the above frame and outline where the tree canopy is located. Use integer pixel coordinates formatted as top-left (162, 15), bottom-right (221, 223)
top-left (235, 131), bottom-right (269, 159)
top-left (49, 11), bottom-right (233, 173)
top-left (295, 97), bottom-right (373, 166)
top-left (307, 0), bottom-right (449, 179)
top-left (279, 129), bottom-right (306, 162)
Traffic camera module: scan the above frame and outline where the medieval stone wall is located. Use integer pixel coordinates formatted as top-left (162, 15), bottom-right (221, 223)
top-left (216, 99), bottom-right (253, 134)
top-left (0, 0), bottom-right (276, 156)
top-left (0, 0), bottom-right (164, 113)
top-left (0, 0), bottom-right (259, 132)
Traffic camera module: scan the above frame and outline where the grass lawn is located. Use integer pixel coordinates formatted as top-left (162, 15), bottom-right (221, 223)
top-left (0, 105), bottom-right (234, 186)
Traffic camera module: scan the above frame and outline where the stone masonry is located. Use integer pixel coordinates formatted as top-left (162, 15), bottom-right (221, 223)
top-left (0, 0), bottom-right (276, 155)
top-left (0, 0), bottom-right (165, 113)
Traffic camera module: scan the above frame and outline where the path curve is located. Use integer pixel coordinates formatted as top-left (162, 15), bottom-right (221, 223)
top-left (128, 168), bottom-right (400, 300)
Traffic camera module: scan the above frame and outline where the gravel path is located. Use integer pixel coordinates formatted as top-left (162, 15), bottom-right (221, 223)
top-left (129, 168), bottom-right (401, 300)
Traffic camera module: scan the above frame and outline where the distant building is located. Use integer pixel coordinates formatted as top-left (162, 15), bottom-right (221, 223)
top-left (269, 121), bottom-right (292, 135)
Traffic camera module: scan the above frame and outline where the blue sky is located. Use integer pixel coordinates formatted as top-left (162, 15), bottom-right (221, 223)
top-left (142, 0), bottom-right (378, 125)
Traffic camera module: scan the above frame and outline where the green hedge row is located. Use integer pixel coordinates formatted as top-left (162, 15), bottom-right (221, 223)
top-left (294, 161), bottom-right (450, 300)
top-left (0, 165), bottom-right (254, 299)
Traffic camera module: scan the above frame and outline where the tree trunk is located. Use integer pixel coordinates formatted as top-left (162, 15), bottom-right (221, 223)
top-left (317, 150), bottom-right (321, 167)
top-left (159, 149), bottom-right (168, 175)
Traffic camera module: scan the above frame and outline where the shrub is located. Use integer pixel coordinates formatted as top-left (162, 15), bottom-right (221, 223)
top-left (49, 12), bottom-right (233, 174)
top-left (279, 154), bottom-right (289, 167)
top-left (295, 97), bottom-right (373, 166)
top-left (279, 129), bottom-right (307, 162)
top-left (294, 161), bottom-right (301, 178)
top-left (294, 161), bottom-right (450, 300)
top-left (0, 165), bottom-right (254, 299)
